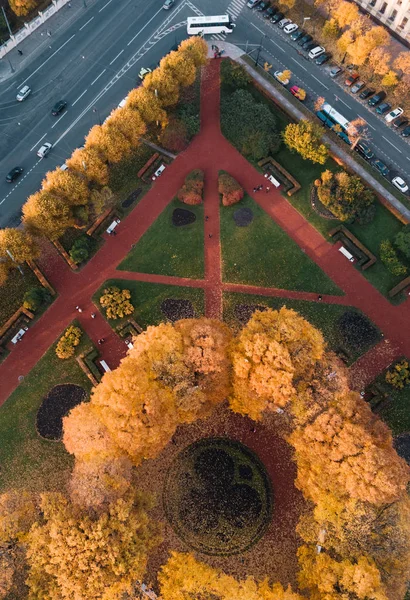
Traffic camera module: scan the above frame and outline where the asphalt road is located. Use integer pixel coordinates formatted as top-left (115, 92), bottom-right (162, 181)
top-left (0, 0), bottom-right (409, 227)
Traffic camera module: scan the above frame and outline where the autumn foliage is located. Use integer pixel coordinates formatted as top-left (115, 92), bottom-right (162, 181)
top-left (177, 169), bottom-right (204, 205)
top-left (55, 325), bottom-right (82, 359)
top-left (99, 286), bottom-right (134, 319)
top-left (218, 171), bottom-right (244, 206)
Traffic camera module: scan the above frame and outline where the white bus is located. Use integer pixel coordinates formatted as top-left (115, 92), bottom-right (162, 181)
top-left (321, 102), bottom-right (350, 132)
top-left (187, 15), bottom-right (235, 35)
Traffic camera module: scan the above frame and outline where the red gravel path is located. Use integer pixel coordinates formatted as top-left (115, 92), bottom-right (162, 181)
top-left (1, 58), bottom-right (409, 404)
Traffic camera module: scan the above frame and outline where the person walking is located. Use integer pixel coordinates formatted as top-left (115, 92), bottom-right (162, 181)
top-left (91, 313), bottom-right (96, 319)
top-left (98, 338), bottom-right (104, 345)
top-left (266, 186), bottom-right (270, 193)
top-left (258, 184), bottom-right (263, 191)
top-left (17, 49), bottom-right (23, 56)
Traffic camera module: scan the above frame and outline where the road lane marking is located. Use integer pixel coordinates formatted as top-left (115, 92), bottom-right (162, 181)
top-left (291, 57), bottom-right (307, 71)
top-left (382, 135), bottom-right (402, 153)
top-left (51, 112), bottom-right (67, 129)
top-left (72, 90), bottom-right (88, 106)
top-left (91, 69), bottom-right (107, 85)
top-left (311, 75), bottom-right (328, 89)
top-left (362, 119), bottom-right (375, 131)
top-left (251, 22), bottom-right (265, 35)
top-left (79, 17), bottom-right (94, 31)
top-left (336, 97), bottom-right (350, 109)
top-left (30, 133), bottom-right (47, 152)
top-left (109, 49), bottom-right (124, 65)
top-left (17, 34), bottom-right (76, 88)
top-left (127, 7), bottom-right (164, 46)
top-left (99, 0), bottom-right (113, 11)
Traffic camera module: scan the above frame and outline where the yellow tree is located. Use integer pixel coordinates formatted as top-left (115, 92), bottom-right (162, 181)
top-left (368, 47), bottom-right (391, 78)
top-left (8, 0), bottom-right (37, 16)
top-left (0, 228), bottom-right (40, 266)
top-left (85, 123), bottom-right (131, 163)
top-left (178, 36), bottom-right (208, 67)
top-left (283, 120), bottom-right (329, 164)
top-left (107, 108), bottom-right (147, 147)
top-left (126, 87), bottom-right (168, 127)
top-left (230, 308), bottom-right (324, 420)
top-left (393, 51), bottom-right (410, 76)
top-left (0, 263), bottom-right (9, 287)
top-left (160, 51), bottom-right (197, 87)
top-left (337, 30), bottom-right (355, 57)
top-left (0, 552), bottom-right (14, 599)
top-left (333, 0), bottom-right (359, 27)
top-left (347, 26), bottom-right (390, 65)
top-left (41, 168), bottom-right (90, 207)
top-left (67, 146), bottom-right (109, 185)
top-left (381, 70), bottom-right (399, 87)
top-left (0, 490), bottom-right (38, 544)
top-left (22, 190), bottom-right (76, 240)
top-left (25, 491), bottom-right (161, 600)
top-left (143, 68), bottom-right (180, 107)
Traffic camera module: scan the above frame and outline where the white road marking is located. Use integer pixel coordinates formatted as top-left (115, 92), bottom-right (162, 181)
top-left (99, 0), bottom-right (113, 11)
top-left (91, 69), bottom-right (107, 85)
top-left (79, 17), bottom-right (94, 31)
top-left (30, 133), bottom-right (47, 152)
top-left (311, 75), bottom-right (328, 89)
top-left (109, 49), bottom-right (124, 65)
top-left (17, 35), bottom-right (76, 88)
top-left (291, 57), bottom-right (307, 71)
top-left (337, 97), bottom-right (351, 109)
top-left (251, 22), bottom-right (265, 35)
top-left (362, 120), bottom-right (375, 131)
top-left (51, 112), bottom-right (67, 129)
top-left (72, 90), bottom-right (88, 106)
top-left (127, 7), bottom-right (164, 46)
top-left (382, 136), bottom-right (402, 153)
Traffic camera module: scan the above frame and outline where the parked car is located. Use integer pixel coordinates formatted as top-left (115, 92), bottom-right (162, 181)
top-left (271, 11), bottom-right (284, 22)
top-left (392, 176), bottom-right (409, 193)
top-left (247, 0), bottom-right (260, 7)
top-left (16, 85), bottom-right (31, 102)
top-left (385, 107), bottom-right (403, 123)
top-left (51, 100), bottom-right (67, 116)
top-left (368, 90), bottom-right (386, 107)
top-left (290, 85), bottom-right (306, 100)
top-left (297, 33), bottom-right (312, 46)
top-left (329, 65), bottom-right (343, 77)
top-left (315, 52), bottom-right (331, 65)
top-left (401, 125), bottom-right (410, 137)
top-left (355, 142), bottom-right (374, 160)
top-left (303, 41), bottom-right (317, 51)
top-left (138, 66), bottom-right (152, 80)
top-left (290, 28), bottom-right (304, 40)
top-left (284, 22), bottom-right (298, 34)
top-left (37, 142), bottom-right (52, 158)
top-left (308, 45), bottom-right (325, 59)
top-left (5, 167), bottom-right (24, 183)
top-left (359, 88), bottom-right (375, 99)
top-left (345, 72), bottom-right (359, 86)
top-left (393, 116), bottom-right (409, 129)
top-left (274, 70), bottom-right (290, 85)
top-left (264, 6), bottom-right (277, 17)
top-left (257, 1), bottom-right (269, 10)
top-left (162, 0), bottom-right (174, 8)
top-left (372, 159), bottom-right (389, 177)
top-left (278, 17), bottom-right (292, 28)
top-left (351, 80), bottom-right (365, 94)
top-left (376, 102), bottom-right (391, 115)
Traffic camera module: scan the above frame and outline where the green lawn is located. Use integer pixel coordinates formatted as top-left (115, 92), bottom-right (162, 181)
top-left (93, 279), bottom-right (205, 329)
top-left (223, 291), bottom-right (381, 364)
top-left (0, 265), bottom-right (40, 328)
top-left (220, 195), bottom-right (342, 295)
top-left (118, 199), bottom-right (204, 279)
top-left (0, 325), bottom-right (93, 493)
top-left (366, 361), bottom-right (410, 435)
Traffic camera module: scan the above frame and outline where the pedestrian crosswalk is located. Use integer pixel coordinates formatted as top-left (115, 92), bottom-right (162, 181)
top-left (211, 0), bottom-right (247, 41)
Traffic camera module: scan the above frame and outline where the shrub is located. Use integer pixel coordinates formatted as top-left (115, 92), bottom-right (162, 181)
top-left (221, 60), bottom-right (251, 89)
top-left (69, 236), bottom-right (91, 265)
top-left (100, 286), bottom-right (134, 320)
top-left (56, 325), bottom-right (82, 359)
top-left (386, 360), bottom-right (410, 389)
top-left (337, 310), bottom-right (379, 351)
top-left (159, 118), bottom-right (189, 152)
top-left (380, 240), bottom-right (407, 277)
top-left (177, 170), bottom-right (204, 206)
top-left (315, 170), bottom-right (375, 223)
top-left (394, 225), bottom-right (410, 259)
top-left (218, 172), bottom-right (244, 207)
top-left (23, 286), bottom-right (50, 311)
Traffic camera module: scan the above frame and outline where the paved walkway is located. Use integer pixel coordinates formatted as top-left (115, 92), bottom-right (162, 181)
top-left (1, 58), bottom-right (410, 405)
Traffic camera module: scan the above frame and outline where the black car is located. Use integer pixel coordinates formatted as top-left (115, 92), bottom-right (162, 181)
top-left (257, 1), bottom-right (269, 10)
top-left (368, 91), bottom-right (386, 107)
top-left (51, 100), bottom-right (67, 116)
top-left (264, 6), bottom-right (277, 17)
top-left (393, 116), bottom-right (409, 129)
top-left (375, 102), bottom-right (391, 115)
top-left (270, 11), bottom-right (284, 22)
top-left (290, 28), bottom-right (304, 40)
top-left (372, 159), bottom-right (389, 177)
top-left (6, 166), bottom-right (23, 183)
top-left (298, 33), bottom-right (312, 46)
top-left (355, 142), bottom-right (374, 160)
top-left (359, 88), bottom-right (375, 100)
top-left (402, 125), bottom-right (410, 137)
top-left (303, 40), bottom-right (316, 51)
top-left (315, 52), bottom-right (331, 65)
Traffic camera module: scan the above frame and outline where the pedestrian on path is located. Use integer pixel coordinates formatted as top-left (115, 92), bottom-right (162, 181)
top-left (258, 185), bottom-right (263, 191)
top-left (17, 49), bottom-right (23, 56)
top-left (75, 306), bottom-right (82, 313)
top-left (91, 313), bottom-right (96, 319)
top-left (317, 295), bottom-right (322, 302)
top-left (47, 30), bottom-right (52, 37)
top-left (98, 338), bottom-right (104, 345)
top-left (253, 186), bottom-right (258, 192)
top-left (209, 233), bottom-right (213, 238)
top-left (266, 186), bottom-right (270, 193)
top-left (205, 216), bottom-right (209, 221)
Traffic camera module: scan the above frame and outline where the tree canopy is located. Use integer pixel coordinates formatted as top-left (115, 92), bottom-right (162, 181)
top-left (283, 120), bottom-right (328, 164)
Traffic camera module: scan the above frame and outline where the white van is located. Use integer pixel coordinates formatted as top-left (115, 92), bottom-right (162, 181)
top-left (308, 46), bottom-right (325, 59)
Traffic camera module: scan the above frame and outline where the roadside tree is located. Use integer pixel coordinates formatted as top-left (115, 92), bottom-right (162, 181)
top-left (333, 1), bottom-right (359, 27)
top-left (177, 36), bottom-right (208, 67)
top-left (67, 146), bottom-right (109, 186)
top-left (86, 123), bottom-right (132, 163)
top-left (160, 51), bottom-right (196, 87)
top-left (42, 168), bottom-right (90, 207)
top-left (8, 0), bottom-right (38, 17)
top-left (23, 190), bottom-right (78, 240)
top-left (283, 120), bottom-right (328, 164)
top-left (393, 51), bottom-right (410, 76)
top-left (381, 70), bottom-right (399, 87)
top-left (107, 108), bottom-right (147, 147)
top-left (143, 68), bottom-right (180, 107)
top-left (0, 228), bottom-right (40, 267)
top-left (126, 87), bottom-right (168, 127)
top-left (367, 47), bottom-right (391, 78)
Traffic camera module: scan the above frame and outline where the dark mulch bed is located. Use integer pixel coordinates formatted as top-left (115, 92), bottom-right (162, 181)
top-left (172, 208), bottom-right (196, 227)
top-left (337, 310), bottom-right (379, 351)
top-left (234, 304), bottom-right (267, 325)
top-left (122, 188), bottom-right (142, 208)
top-left (36, 384), bottom-right (86, 441)
top-left (310, 186), bottom-right (338, 220)
top-left (394, 433), bottom-right (410, 464)
top-left (161, 298), bottom-right (195, 321)
top-left (233, 207), bottom-right (254, 227)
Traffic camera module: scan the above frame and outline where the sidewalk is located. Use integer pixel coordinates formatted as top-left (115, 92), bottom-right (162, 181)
top-left (0, 0), bottom-right (96, 83)
top-left (215, 41), bottom-right (410, 224)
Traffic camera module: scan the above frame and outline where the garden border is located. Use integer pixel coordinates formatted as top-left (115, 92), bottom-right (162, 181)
top-left (328, 225), bottom-right (377, 270)
top-left (258, 157), bottom-right (301, 196)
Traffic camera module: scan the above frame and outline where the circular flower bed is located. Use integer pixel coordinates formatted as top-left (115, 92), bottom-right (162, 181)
top-left (163, 437), bottom-right (272, 555)
top-left (37, 384), bottom-right (86, 440)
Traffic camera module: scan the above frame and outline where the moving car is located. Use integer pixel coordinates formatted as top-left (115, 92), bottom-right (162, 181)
top-left (284, 22), bottom-right (298, 34)
top-left (162, 0), bottom-right (174, 8)
top-left (315, 52), bottom-right (331, 65)
top-left (359, 88), bottom-right (375, 99)
top-left (16, 85), bottom-right (31, 102)
top-left (138, 66), bottom-right (152, 80)
top-left (376, 102), bottom-right (391, 115)
top-left (368, 90), bottom-right (386, 107)
top-left (351, 81), bottom-right (365, 94)
top-left (372, 159), bottom-right (389, 177)
top-left (355, 142), bottom-right (374, 160)
top-left (271, 11), bottom-right (284, 22)
top-left (278, 17), bottom-right (292, 28)
top-left (393, 116), bottom-right (409, 129)
top-left (297, 33), bottom-right (312, 46)
top-left (247, 0), bottom-right (260, 7)
top-left (401, 125), bottom-right (410, 137)
top-left (345, 72), bottom-right (359, 86)
top-left (308, 45), bottom-right (325, 59)
top-left (51, 100), bottom-right (67, 116)
top-left (385, 107), bottom-right (403, 123)
top-left (290, 85), bottom-right (306, 100)
top-left (290, 28), bottom-right (304, 40)
top-left (329, 65), bottom-right (342, 77)
top-left (6, 167), bottom-right (23, 183)
top-left (37, 142), bottom-right (52, 158)
top-left (392, 176), bottom-right (409, 193)
top-left (274, 70), bottom-right (290, 85)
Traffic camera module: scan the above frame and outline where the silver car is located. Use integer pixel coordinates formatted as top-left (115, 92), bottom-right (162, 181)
top-left (16, 85), bottom-right (31, 102)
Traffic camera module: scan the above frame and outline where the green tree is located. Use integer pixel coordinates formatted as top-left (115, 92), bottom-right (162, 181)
top-left (69, 236), bottom-right (91, 265)
top-left (322, 18), bottom-right (340, 40)
top-left (283, 120), bottom-right (328, 164)
top-left (23, 286), bottom-right (50, 311)
top-left (386, 360), bottom-right (410, 389)
top-left (394, 225), bottom-right (410, 258)
top-left (221, 60), bottom-right (251, 89)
